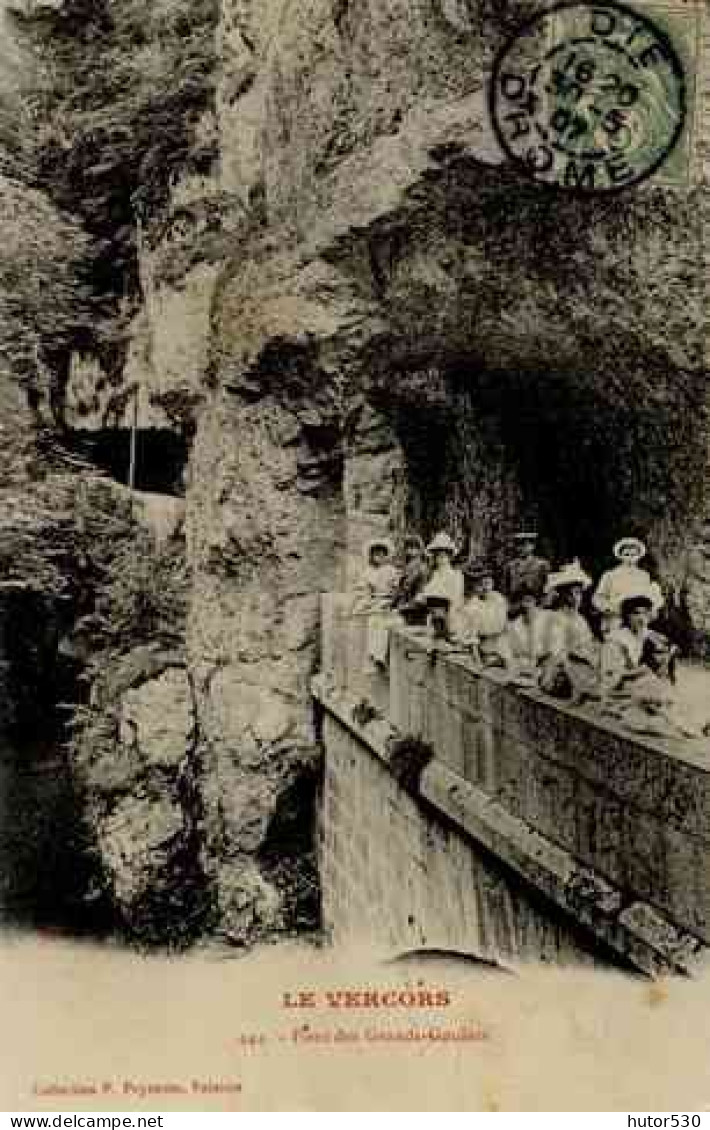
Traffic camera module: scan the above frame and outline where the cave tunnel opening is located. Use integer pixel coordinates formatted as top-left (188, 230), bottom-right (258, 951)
top-left (0, 589), bottom-right (113, 936)
top-left (257, 761), bottom-right (322, 937)
top-left (388, 358), bottom-right (708, 587)
top-left (71, 428), bottom-right (189, 496)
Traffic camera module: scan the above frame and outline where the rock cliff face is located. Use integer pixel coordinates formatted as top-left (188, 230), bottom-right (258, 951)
top-left (209, 0), bottom-right (710, 571)
top-left (73, 646), bottom-right (203, 943)
top-left (13, 0), bottom-right (710, 944)
top-left (186, 0), bottom-right (709, 942)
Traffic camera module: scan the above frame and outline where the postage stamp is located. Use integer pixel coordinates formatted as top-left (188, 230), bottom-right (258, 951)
top-left (490, 0), bottom-right (688, 191)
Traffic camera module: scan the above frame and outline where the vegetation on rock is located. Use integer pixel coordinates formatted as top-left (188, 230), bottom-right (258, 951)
top-left (0, 177), bottom-right (92, 409)
top-left (4, 0), bottom-right (218, 386)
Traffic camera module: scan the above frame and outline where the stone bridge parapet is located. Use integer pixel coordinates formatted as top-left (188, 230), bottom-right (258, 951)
top-left (313, 596), bottom-right (710, 976)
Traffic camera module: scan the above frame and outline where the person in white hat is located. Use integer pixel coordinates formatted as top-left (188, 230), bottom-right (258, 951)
top-left (592, 537), bottom-right (663, 631)
top-left (539, 560), bottom-right (599, 702)
top-left (451, 559), bottom-right (511, 668)
top-left (354, 537), bottom-right (398, 604)
top-left (417, 531), bottom-right (465, 619)
top-left (352, 537), bottom-right (399, 668)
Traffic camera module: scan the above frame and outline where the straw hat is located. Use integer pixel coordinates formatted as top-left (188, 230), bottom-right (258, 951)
top-left (545, 559), bottom-right (592, 594)
top-left (613, 537), bottom-right (646, 561)
top-left (427, 532), bottom-right (457, 555)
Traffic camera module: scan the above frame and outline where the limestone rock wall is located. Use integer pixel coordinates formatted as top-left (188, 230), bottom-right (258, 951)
top-left (210, 0), bottom-right (710, 582)
top-left (217, 0), bottom-right (506, 232)
top-left (71, 647), bottom-right (212, 945)
top-left (185, 378), bottom-right (346, 938)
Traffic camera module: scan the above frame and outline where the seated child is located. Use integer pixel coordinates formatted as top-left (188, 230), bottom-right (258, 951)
top-left (452, 560), bottom-right (511, 668)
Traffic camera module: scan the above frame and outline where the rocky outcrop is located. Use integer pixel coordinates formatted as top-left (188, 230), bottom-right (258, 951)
top-left (186, 383), bottom-right (344, 939)
top-left (72, 647), bottom-right (212, 945)
top-left (209, 0), bottom-right (710, 580)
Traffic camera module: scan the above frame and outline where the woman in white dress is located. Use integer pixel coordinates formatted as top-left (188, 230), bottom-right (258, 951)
top-left (415, 532), bottom-right (464, 637)
top-left (600, 593), bottom-right (699, 737)
top-left (538, 560), bottom-right (599, 702)
top-left (352, 537), bottom-right (399, 667)
top-left (452, 560), bottom-right (511, 667)
top-left (506, 581), bottom-right (558, 688)
top-left (593, 537), bottom-right (663, 631)
top-left (420, 533), bottom-right (464, 607)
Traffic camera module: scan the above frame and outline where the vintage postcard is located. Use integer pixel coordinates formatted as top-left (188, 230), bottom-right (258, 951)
top-left (0, 0), bottom-right (709, 1112)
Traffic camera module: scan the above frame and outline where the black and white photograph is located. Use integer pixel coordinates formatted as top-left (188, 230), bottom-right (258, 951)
top-left (0, 0), bottom-right (709, 1112)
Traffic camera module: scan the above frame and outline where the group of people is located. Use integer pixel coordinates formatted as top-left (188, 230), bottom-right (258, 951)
top-left (352, 528), bottom-right (705, 740)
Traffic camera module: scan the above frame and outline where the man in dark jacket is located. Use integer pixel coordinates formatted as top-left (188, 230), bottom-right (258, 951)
top-left (502, 530), bottom-right (551, 614)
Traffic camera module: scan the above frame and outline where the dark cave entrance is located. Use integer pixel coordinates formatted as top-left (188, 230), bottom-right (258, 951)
top-left (257, 762), bottom-right (322, 937)
top-left (389, 360), bottom-right (707, 584)
top-left (70, 428), bottom-right (189, 496)
top-left (0, 588), bottom-right (111, 935)
top-left (1, 423), bottom-right (193, 941)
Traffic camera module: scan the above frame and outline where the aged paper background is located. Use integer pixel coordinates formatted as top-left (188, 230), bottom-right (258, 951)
top-left (1, 937), bottom-right (710, 1111)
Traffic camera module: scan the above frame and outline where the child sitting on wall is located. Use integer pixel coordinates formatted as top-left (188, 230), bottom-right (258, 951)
top-left (352, 537), bottom-right (399, 668)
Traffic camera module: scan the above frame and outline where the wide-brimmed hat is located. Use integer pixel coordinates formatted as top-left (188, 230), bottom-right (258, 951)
top-left (545, 559), bottom-right (592, 594)
top-left (620, 593), bottom-right (654, 619)
top-left (614, 537), bottom-right (646, 561)
top-left (427, 532), bottom-right (457, 555)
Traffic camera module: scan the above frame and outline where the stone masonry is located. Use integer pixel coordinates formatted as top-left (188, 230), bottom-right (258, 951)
top-left (313, 601), bottom-right (710, 975)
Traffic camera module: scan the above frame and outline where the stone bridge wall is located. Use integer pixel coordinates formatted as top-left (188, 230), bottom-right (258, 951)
top-left (317, 706), bottom-right (605, 969)
top-left (313, 598), bottom-right (710, 975)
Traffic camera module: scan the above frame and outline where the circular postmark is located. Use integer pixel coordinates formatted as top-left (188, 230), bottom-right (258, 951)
top-left (490, 0), bottom-right (686, 191)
